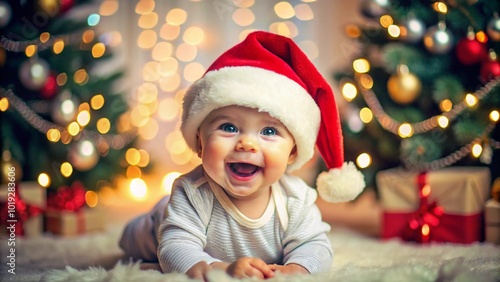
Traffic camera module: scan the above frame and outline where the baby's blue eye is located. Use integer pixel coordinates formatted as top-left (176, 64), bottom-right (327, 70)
top-left (261, 127), bottom-right (277, 136)
top-left (220, 123), bottom-right (238, 133)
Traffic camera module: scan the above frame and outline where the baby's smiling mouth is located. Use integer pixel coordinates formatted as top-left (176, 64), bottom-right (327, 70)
top-left (228, 163), bottom-right (261, 177)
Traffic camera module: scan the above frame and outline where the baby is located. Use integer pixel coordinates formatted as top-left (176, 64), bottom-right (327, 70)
top-left (119, 31), bottom-right (365, 280)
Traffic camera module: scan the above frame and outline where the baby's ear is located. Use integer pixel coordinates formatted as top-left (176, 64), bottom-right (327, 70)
top-left (287, 146), bottom-right (298, 164)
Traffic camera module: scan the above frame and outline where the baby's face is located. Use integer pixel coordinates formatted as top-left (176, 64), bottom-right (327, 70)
top-left (197, 105), bottom-right (297, 201)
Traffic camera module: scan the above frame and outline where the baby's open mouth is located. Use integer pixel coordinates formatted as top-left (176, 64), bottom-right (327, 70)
top-left (228, 163), bottom-right (261, 177)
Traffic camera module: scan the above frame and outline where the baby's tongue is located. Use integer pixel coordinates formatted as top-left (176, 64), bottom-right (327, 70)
top-left (231, 163), bottom-right (258, 175)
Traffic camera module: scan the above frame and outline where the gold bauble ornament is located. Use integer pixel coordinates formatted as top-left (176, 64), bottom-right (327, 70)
top-left (492, 177), bottom-right (500, 202)
top-left (387, 65), bottom-right (421, 104)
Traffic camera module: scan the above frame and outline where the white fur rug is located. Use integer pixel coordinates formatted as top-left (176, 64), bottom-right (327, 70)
top-left (2, 225), bottom-right (499, 282)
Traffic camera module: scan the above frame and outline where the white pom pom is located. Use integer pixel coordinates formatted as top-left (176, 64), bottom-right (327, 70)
top-left (316, 162), bottom-right (365, 203)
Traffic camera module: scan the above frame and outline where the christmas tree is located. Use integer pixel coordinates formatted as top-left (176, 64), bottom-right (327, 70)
top-left (0, 0), bottom-right (142, 196)
top-left (336, 0), bottom-right (500, 188)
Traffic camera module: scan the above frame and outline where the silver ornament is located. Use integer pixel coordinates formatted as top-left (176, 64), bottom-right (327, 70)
top-left (69, 139), bottom-right (99, 171)
top-left (480, 144), bottom-right (492, 164)
top-left (487, 17), bottom-right (500, 41)
top-left (51, 89), bottom-right (79, 125)
top-left (361, 0), bottom-right (389, 18)
top-left (423, 22), bottom-right (454, 54)
top-left (400, 16), bottom-right (425, 43)
top-left (19, 58), bottom-right (50, 90)
top-left (0, 1), bottom-right (12, 27)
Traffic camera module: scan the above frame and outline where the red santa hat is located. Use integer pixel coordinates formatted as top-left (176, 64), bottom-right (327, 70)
top-left (181, 31), bottom-right (365, 203)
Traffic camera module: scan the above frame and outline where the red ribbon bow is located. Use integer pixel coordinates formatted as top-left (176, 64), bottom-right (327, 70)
top-left (0, 184), bottom-right (44, 236)
top-left (47, 181), bottom-right (86, 211)
top-left (402, 172), bottom-right (444, 243)
top-left (402, 201), bottom-right (444, 243)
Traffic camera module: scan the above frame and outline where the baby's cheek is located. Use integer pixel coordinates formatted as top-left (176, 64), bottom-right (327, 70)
top-left (264, 149), bottom-right (291, 171)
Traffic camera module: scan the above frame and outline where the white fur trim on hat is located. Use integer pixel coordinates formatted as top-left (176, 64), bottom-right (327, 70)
top-left (181, 66), bottom-right (321, 172)
top-left (316, 162), bottom-right (365, 203)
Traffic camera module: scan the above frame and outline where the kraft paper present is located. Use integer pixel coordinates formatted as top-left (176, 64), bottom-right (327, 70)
top-left (45, 207), bottom-right (105, 236)
top-left (377, 167), bottom-right (490, 214)
top-left (485, 199), bottom-right (500, 244)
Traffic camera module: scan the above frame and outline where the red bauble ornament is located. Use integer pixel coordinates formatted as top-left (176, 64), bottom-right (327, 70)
top-left (40, 73), bottom-right (58, 99)
top-left (455, 37), bottom-right (487, 65)
top-left (59, 0), bottom-right (74, 13)
top-left (480, 60), bottom-right (500, 81)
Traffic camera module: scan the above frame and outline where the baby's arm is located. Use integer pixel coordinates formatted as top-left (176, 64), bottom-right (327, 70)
top-left (157, 184), bottom-right (219, 274)
top-left (268, 263), bottom-right (308, 275)
top-left (281, 182), bottom-right (333, 273)
top-left (185, 257), bottom-right (274, 280)
top-left (186, 261), bottom-right (212, 281)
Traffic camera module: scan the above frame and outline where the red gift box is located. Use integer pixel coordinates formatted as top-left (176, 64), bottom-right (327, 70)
top-left (377, 167), bottom-right (490, 244)
top-left (0, 182), bottom-right (45, 237)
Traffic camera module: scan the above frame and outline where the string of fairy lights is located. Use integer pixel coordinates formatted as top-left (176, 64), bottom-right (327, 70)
top-left (357, 76), bottom-right (500, 171)
top-left (339, 0), bottom-right (500, 171)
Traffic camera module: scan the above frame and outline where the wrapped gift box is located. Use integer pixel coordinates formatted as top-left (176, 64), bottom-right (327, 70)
top-left (485, 199), bottom-right (500, 244)
top-left (45, 207), bottom-right (105, 236)
top-left (377, 167), bottom-right (490, 244)
top-left (0, 182), bottom-right (45, 237)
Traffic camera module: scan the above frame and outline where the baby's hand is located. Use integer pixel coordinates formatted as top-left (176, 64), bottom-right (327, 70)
top-left (268, 263), bottom-right (309, 275)
top-left (186, 261), bottom-right (212, 281)
top-left (226, 257), bottom-right (274, 279)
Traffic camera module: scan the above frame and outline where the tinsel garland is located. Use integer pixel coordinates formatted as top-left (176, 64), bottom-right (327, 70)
top-left (0, 33), bottom-right (85, 53)
top-left (0, 87), bottom-right (135, 150)
top-left (357, 76), bottom-right (500, 135)
top-left (401, 123), bottom-right (498, 171)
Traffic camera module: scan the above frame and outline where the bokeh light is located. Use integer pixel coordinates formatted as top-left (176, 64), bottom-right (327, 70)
top-left (129, 178), bottom-right (147, 200)
top-left (275, 2), bottom-right (295, 19)
top-left (232, 9), bottom-right (255, 26)
top-left (166, 8), bottom-right (187, 25)
top-left (162, 171), bottom-right (182, 194)
top-left (137, 30), bottom-right (158, 49)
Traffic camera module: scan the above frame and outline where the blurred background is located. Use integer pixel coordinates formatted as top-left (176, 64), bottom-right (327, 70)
top-left (1, 0), bottom-right (499, 228)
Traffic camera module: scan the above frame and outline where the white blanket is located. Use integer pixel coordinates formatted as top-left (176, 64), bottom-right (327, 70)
top-left (1, 224), bottom-right (499, 282)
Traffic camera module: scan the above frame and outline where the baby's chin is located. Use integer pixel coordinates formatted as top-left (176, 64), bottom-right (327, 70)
top-left (220, 180), bottom-right (271, 199)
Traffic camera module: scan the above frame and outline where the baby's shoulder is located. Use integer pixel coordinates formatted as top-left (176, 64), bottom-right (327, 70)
top-left (171, 165), bottom-right (214, 227)
top-left (278, 174), bottom-right (317, 203)
top-left (175, 165), bottom-right (206, 187)
top-left (172, 165), bottom-right (213, 202)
